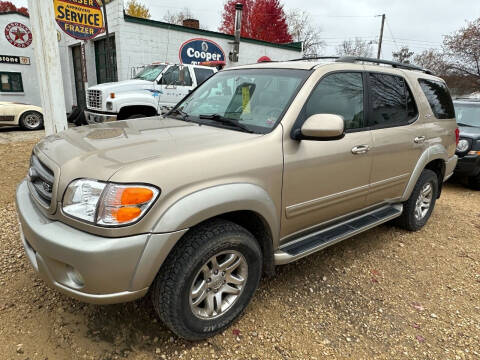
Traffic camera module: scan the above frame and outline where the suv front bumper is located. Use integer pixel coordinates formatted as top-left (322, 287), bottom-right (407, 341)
top-left (454, 154), bottom-right (480, 177)
top-left (16, 180), bottom-right (187, 304)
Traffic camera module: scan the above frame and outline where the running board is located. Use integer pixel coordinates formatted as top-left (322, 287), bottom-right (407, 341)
top-left (274, 204), bottom-right (403, 265)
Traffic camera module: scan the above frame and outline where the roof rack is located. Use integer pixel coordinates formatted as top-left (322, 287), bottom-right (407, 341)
top-left (335, 56), bottom-right (433, 75)
top-left (287, 56), bottom-right (340, 62)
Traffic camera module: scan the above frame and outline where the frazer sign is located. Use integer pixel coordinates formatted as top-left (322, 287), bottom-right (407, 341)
top-left (179, 38), bottom-right (225, 65)
top-left (54, 0), bottom-right (104, 40)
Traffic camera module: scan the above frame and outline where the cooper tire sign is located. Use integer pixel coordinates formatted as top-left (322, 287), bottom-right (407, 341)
top-left (4, 22), bottom-right (32, 48)
top-left (179, 38), bottom-right (225, 65)
top-left (54, 0), bottom-right (104, 40)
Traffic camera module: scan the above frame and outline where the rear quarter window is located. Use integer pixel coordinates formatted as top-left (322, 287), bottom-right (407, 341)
top-left (418, 79), bottom-right (455, 119)
top-left (194, 68), bottom-right (215, 85)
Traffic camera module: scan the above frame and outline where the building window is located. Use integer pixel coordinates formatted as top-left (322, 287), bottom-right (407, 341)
top-left (0, 72), bottom-right (24, 92)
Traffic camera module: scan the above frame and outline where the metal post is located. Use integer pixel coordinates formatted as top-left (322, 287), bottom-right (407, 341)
top-left (27, 0), bottom-right (67, 135)
top-left (102, 0), bottom-right (111, 82)
top-left (377, 14), bottom-right (386, 59)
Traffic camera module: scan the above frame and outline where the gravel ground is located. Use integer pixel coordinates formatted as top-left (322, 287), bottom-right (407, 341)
top-left (0, 137), bottom-right (479, 360)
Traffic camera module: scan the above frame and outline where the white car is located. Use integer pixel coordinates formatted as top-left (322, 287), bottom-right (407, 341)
top-left (0, 102), bottom-right (43, 130)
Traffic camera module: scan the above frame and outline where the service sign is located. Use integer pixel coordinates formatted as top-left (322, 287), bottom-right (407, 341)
top-left (179, 38), bottom-right (225, 65)
top-left (54, 0), bottom-right (104, 40)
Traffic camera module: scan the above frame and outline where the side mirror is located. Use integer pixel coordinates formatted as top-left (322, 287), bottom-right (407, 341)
top-left (298, 114), bottom-right (345, 140)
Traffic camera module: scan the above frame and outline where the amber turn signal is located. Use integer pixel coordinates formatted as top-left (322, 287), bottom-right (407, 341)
top-left (113, 207), bottom-right (142, 222)
top-left (121, 187), bottom-right (154, 205)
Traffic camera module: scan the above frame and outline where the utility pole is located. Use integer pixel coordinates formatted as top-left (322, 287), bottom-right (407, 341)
top-left (377, 14), bottom-right (386, 59)
top-left (102, 0), bottom-right (111, 82)
top-left (28, 0), bottom-right (67, 135)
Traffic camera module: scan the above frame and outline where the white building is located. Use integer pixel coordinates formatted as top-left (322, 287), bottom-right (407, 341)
top-left (0, 0), bottom-right (302, 112)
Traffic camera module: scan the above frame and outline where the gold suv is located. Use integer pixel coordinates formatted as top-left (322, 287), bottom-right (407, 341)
top-left (16, 57), bottom-right (458, 340)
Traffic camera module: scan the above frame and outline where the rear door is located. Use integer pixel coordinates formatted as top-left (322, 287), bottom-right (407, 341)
top-left (366, 71), bottom-right (426, 205)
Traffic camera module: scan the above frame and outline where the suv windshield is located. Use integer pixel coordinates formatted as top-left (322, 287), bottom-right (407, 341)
top-left (173, 68), bottom-right (310, 133)
top-left (134, 65), bottom-right (166, 81)
top-left (454, 102), bottom-right (480, 127)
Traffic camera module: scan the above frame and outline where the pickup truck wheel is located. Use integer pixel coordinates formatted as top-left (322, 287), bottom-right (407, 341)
top-left (151, 219), bottom-right (262, 340)
top-left (127, 114), bottom-right (146, 119)
top-left (19, 111), bottom-right (43, 130)
top-left (468, 174), bottom-right (480, 190)
top-left (396, 169), bottom-right (438, 231)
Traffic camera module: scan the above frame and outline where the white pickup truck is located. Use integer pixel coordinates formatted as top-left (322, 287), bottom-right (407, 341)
top-left (84, 63), bottom-right (217, 123)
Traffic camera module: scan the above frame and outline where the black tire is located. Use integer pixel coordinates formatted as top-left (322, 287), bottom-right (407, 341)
top-left (152, 219), bottom-right (262, 340)
top-left (127, 114), bottom-right (146, 119)
top-left (468, 174), bottom-right (480, 190)
top-left (19, 111), bottom-right (43, 131)
top-left (396, 169), bottom-right (438, 231)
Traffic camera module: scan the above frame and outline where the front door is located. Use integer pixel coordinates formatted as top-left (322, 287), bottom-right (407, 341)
top-left (281, 72), bottom-right (373, 239)
top-left (71, 45), bottom-right (86, 108)
top-left (157, 65), bottom-right (195, 109)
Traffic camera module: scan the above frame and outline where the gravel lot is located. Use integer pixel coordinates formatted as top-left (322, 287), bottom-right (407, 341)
top-left (0, 134), bottom-right (479, 360)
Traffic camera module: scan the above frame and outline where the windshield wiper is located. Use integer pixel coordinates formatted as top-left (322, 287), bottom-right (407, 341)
top-left (199, 114), bottom-right (255, 133)
top-left (168, 108), bottom-right (191, 122)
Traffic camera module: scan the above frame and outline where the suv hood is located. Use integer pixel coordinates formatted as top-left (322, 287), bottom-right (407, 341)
top-left (88, 79), bottom-right (154, 94)
top-left (35, 118), bottom-right (259, 184)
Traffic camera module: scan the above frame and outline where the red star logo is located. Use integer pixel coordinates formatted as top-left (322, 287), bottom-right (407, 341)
top-left (11, 28), bottom-right (26, 42)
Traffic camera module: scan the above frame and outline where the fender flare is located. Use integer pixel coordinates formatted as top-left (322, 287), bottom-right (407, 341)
top-left (152, 183), bottom-right (279, 242)
top-left (401, 144), bottom-right (448, 201)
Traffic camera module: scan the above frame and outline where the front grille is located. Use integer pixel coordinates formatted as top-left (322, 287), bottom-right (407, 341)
top-left (28, 154), bottom-right (54, 207)
top-left (87, 89), bottom-right (102, 110)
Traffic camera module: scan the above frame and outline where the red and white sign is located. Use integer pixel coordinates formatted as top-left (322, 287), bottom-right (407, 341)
top-left (4, 22), bottom-right (33, 48)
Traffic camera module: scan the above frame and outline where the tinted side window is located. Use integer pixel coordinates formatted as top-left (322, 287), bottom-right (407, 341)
top-left (368, 73), bottom-right (418, 127)
top-left (418, 79), bottom-right (455, 119)
top-left (194, 68), bottom-right (215, 85)
top-left (305, 72), bottom-right (364, 130)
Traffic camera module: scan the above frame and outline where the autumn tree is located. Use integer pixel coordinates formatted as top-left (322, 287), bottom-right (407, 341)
top-left (286, 9), bottom-right (324, 56)
top-left (219, 0), bottom-right (292, 43)
top-left (414, 49), bottom-right (448, 74)
top-left (125, 0), bottom-right (150, 19)
top-left (219, 0), bottom-right (254, 38)
top-left (336, 38), bottom-right (373, 57)
top-left (443, 18), bottom-right (480, 80)
top-left (0, 1), bottom-right (29, 16)
top-left (392, 46), bottom-right (414, 64)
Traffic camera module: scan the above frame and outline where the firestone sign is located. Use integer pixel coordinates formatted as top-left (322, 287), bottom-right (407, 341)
top-left (4, 22), bottom-right (32, 48)
top-left (179, 38), bottom-right (225, 65)
top-left (54, 0), bottom-right (104, 40)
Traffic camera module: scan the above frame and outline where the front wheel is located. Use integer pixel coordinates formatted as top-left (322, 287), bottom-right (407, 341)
top-left (19, 111), bottom-right (43, 130)
top-left (396, 169), bottom-right (438, 231)
top-left (151, 219), bottom-right (262, 340)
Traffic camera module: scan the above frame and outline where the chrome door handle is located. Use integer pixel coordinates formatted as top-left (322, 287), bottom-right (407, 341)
top-left (351, 145), bottom-right (370, 154)
top-left (414, 136), bottom-right (426, 144)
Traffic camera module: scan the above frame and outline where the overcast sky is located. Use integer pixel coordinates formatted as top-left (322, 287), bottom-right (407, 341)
top-left (11, 0), bottom-right (480, 60)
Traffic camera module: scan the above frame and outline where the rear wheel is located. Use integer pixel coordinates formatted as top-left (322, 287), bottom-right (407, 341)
top-left (19, 111), bottom-right (43, 130)
top-left (396, 169), bottom-right (438, 231)
top-left (151, 219), bottom-right (262, 340)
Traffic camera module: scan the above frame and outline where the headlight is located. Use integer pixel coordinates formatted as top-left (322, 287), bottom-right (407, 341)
top-left (456, 139), bottom-right (470, 153)
top-left (62, 179), bottom-right (159, 226)
top-left (106, 101), bottom-right (113, 111)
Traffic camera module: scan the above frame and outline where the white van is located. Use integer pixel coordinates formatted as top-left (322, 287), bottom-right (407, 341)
top-left (84, 63), bottom-right (217, 123)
